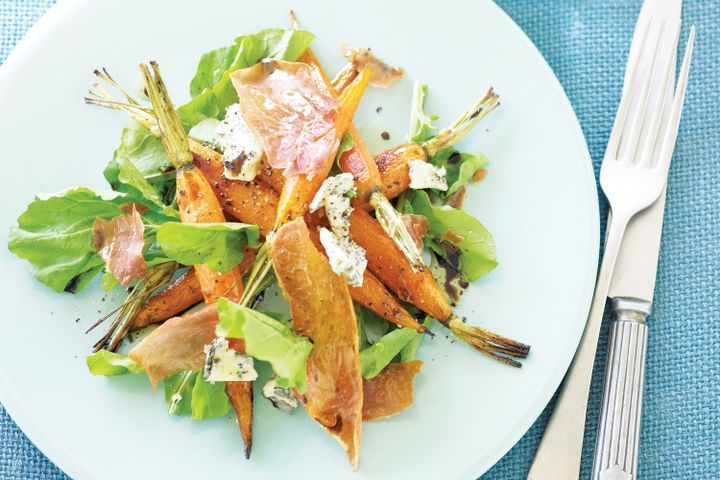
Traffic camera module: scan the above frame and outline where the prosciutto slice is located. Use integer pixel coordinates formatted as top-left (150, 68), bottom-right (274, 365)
top-left (230, 60), bottom-right (340, 178)
top-left (92, 206), bottom-right (146, 285)
top-left (269, 219), bottom-right (363, 469)
top-left (128, 305), bottom-right (217, 388)
top-left (341, 44), bottom-right (404, 88)
top-left (362, 360), bottom-right (423, 421)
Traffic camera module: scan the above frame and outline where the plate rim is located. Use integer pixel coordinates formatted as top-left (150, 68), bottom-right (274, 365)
top-left (0, 0), bottom-right (600, 478)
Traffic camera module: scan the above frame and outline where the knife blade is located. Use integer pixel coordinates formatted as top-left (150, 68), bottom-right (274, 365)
top-left (608, 0), bottom-right (682, 306)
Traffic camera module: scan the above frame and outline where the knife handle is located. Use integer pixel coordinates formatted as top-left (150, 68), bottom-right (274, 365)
top-left (591, 303), bottom-right (649, 480)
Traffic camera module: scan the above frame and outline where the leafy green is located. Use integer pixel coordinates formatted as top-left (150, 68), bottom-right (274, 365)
top-left (191, 374), bottom-right (232, 419)
top-left (409, 82), bottom-right (438, 143)
top-left (156, 222), bottom-right (260, 273)
top-left (163, 372), bottom-right (197, 416)
top-left (7, 187), bottom-right (128, 292)
top-left (180, 28), bottom-right (315, 126)
top-left (86, 350), bottom-right (143, 376)
top-left (400, 318), bottom-right (433, 362)
top-left (409, 190), bottom-right (496, 281)
top-left (355, 304), bottom-right (389, 346)
top-left (163, 371), bottom-right (232, 419)
top-left (216, 298), bottom-right (312, 392)
top-left (188, 118), bottom-right (222, 148)
top-left (104, 123), bottom-right (175, 211)
top-left (430, 148), bottom-right (488, 197)
top-left (360, 327), bottom-right (419, 379)
top-left (100, 270), bottom-right (119, 292)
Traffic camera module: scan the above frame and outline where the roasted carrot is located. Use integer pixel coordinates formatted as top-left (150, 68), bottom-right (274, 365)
top-left (132, 269), bottom-right (203, 329)
top-left (226, 337), bottom-right (253, 459)
top-left (373, 144), bottom-right (426, 202)
top-left (296, 49), bottom-right (424, 268)
top-left (141, 62), bottom-right (253, 456)
top-left (142, 62), bottom-right (245, 304)
top-left (348, 207), bottom-right (530, 366)
top-left (190, 141), bottom-right (277, 236)
top-left (131, 249), bottom-right (256, 331)
top-left (299, 49), bottom-right (383, 202)
top-left (272, 67), bottom-right (370, 225)
top-left (304, 214), bottom-right (425, 333)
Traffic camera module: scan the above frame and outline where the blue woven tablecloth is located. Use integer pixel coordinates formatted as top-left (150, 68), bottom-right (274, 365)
top-left (1, 1), bottom-right (718, 478)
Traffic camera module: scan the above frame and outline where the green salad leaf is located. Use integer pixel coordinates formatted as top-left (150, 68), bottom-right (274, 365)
top-left (162, 372), bottom-right (231, 419)
top-left (180, 28), bottom-right (315, 126)
top-left (408, 82), bottom-right (438, 143)
top-left (360, 327), bottom-right (419, 379)
top-left (430, 148), bottom-right (488, 197)
top-left (399, 318), bottom-right (433, 362)
top-left (156, 222), bottom-right (260, 273)
top-left (86, 350), bottom-right (143, 376)
top-left (163, 372), bottom-right (197, 416)
top-left (216, 298), bottom-right (313, 392)
top-left (409, 190), bottom-right (496, 281)
top-left (355, 304), bottom-right (390, 348)
top-left (7, 187), bottom-right (128, 292)
top-left (188, 118), bottom-right (222, 148)
top-left (104, 123), bottom-right (175, 211)
top-left (191, 374), bottom-right (232, 419)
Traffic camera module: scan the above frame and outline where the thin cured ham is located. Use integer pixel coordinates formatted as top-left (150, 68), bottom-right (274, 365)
top-left (231, 60), bottom-right (339, 178)
top-left (128, 305), bottom-right (217, 388)
top-left (92, 207), bottom-right (146, 285)
top-left (362, 361), bottom-right (423, 421)
top-left (269, 219), bottom-right (363, 469)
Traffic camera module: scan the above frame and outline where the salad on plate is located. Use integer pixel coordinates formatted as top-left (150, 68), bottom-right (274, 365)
top-left (7, 12), bottom-right (530, 469)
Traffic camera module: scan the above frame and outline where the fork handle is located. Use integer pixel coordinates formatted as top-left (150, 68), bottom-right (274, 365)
top-left (591, 301), bottom-right (649, 480)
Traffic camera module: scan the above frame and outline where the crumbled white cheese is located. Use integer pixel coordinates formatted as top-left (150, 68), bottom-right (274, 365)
top-left (309, 173), bottom-right (356, 234)
top-left (309, 174), bottom-right (367, 286)
top-left (319, 227), bottom-right (367, 287)
top-left (262, 378), bottom-right (298, 414)
top-left (216, 103), bottom-right (264, 181)
top-left (203, 338), bottom-right (258, 383)
top-left (408, 160), bottom-right (448, 191)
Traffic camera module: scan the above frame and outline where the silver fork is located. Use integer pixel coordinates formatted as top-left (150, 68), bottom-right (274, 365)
top-left (528, 19), bottom-right (695, 479)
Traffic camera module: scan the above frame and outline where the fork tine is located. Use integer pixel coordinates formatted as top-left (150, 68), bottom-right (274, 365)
top-left (637, 20), bottom-right (682, 167)
top-left (655, 26), bottom-right (696, 173)
top-left (620, 19), bottom-right (667, 163)
top-left (606, 17), bottom-right (653, 159)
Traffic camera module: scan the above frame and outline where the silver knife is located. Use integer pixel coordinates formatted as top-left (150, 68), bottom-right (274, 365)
top-left (591, 1), bottom-right (682, 479)
top-left (527, 1), bottom-right (683, 479)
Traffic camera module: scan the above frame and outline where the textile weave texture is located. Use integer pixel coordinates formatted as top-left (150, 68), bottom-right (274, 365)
top-left (1, 0), bottom-right (718, 478)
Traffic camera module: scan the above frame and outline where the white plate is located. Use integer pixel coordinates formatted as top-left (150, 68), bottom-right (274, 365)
top-left (0, 0), bottom-right (599, 478)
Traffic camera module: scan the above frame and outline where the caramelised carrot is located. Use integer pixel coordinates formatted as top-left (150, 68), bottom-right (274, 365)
top-left (271, 67), bottom-right (370, 226)
top-left (348, 207), bottom-right (530, 366)
top-left (299, 49), bottom-right (382, 202)
top-left (142, 62), bottom-right (245, 304)
top-left (373, 144), bottom-right (426, 202)
top-left (132, 269), bottom-right (203, 329)
top-left (131, 249), bottom-right (257, 331)
top-left (297, 48), bottom-right (424, 268)
top-left (190, 141), bottom-right (277, 237)
top-left (141, 61), bottom-right (253, 456)
top-left (226, 337), bottom-right (253, 459)
top-left (304, 214), bottom-right (426, 333)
